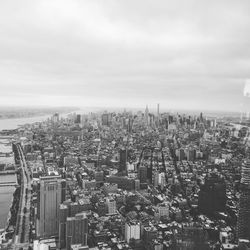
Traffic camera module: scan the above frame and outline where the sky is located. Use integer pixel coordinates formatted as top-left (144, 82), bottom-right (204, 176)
top-left (0, 0), bottom-right (250, 112)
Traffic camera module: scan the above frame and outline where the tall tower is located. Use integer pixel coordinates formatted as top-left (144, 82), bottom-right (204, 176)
top-left (125, 221), bottom-right (141, 243)
top-left (243, 80), bottom-right (250, 121)
top-left (119, 148), bottom-right (127, 173)
top-left (52, 113), bottom-right (60, 123)
top-left (157, 103), bottom-right (160, 125)
top-left (66, 212), bottom-right (88, 250)
top-left (59, 204), bottom-right (69, 249)
top-left (145, 105), bottom-right (149, 126)
top-left (237, 161), bottom-right (250, 240)
top-left (37, 176), bottom-right (66, 238)
top-left (138, 165), bottom-right (147, 184)
top-left (102, 113), bottom-right (110, 126)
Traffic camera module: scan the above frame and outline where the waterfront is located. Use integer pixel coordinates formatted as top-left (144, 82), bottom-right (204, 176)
top-left (0, 135), bottom-right (16, 230)
top-left (0, 175), bottom-right (16, 229)
top-left (0, 114), bottom-right (51, 131)
top-left (0, 114), bottom-right (31, 230)
top-left (0, 110), bottom-right (81, 132)
top-left (0, 112), bottom-right (72, 231)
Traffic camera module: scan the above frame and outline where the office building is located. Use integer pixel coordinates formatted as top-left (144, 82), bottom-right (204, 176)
top-left (145, 105), bottom-right (149, 126)
top-left (158, 203), bottom-right (170, 219)
top-left (119, 148), bottom-right (127, 173)
top-left (128, 118), bottom-right (133, 133)
top-left (237, 161), bottom-right (250, 240)
top-left (125, 221), bottom-right (141, 243)
top-left (37, 176), bottom-right (66, 238)
top-left (154, 171), bottom-right (159, 187)
top-left (135, 179), bottom-right (140, 190)
top-left (198, 173), bottom-right (226, 215)
top-left (157, 103), bottom-right (160, 124)
top-left (75, 114), bottom-right (81, 124)
top-left (187, 148), bottom-right (196, 162)
top-left (143, 226), bottom-right (157, 243)
top-left (147, 149), bottom-right (153, 184)
top-left (101, 113), bottom-right (110, 126)
top-left (52, 113), bottom-right (59, 123)
top-left (138, 165), bottom-right (147, 184)
top-left (97, 200), bottom-right (107, 216)
top-left (168, 115), bottom-right (174, 124)
top-left (66, 212), bottom-right (88, 250)
top-left (176, 148), bottom-right (185, 161)
top-left (106, 198), bottom-right (116, 215)
top-left (59, 204), bottom-right (69, 249)
top-left (94, 170), bottom-right (104, 183)
top-left (160, 172), bottom-right (166, 190)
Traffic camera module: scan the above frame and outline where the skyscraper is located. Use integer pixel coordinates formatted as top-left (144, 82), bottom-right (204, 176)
top-left (125, 221), bottom-right (141, 243)
top-left (52, 113), bottom-right (60, 123)
top-left (153, 171), bottom-right (159, 187)
top-left (145, 105), bottom-right (149, 126)
top-left (66, 212), bottom-right (88, 250)
top-left (237, 161), bottom-right (250, 240)
top-left (147, 148), bottom-right (153, 184)
top-left (119, 148), bottom-right (127, 173)
top-left (59, 204), bottom-right (69, 249)
top-left (106, 198), bottom-right (116, 215)
top-left (101, 113), bottom-right (110, 126)
top-left (138, 165), bottom-right (147, 184)
top-left (94, 170), bottom-right (104, 185)
top-left (75, 114), bottom-right (81, 123)
top-left (157, 103), bottom-right (160, 126)
top-left (37, 176), bottom-right (66, 238)
top-left (198, 173), bottom-right (226, 215)
top-left (128, 118), bottom-right (133, 133)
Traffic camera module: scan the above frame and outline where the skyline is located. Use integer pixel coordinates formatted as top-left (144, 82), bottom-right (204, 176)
top-left (1, 0), bottom-right (250, 111)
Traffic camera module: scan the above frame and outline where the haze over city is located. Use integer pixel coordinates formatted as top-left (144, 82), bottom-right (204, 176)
top-left (0, 0), bottom-right (250, 111)
top-left (3, 1), bottom-right (250, 249)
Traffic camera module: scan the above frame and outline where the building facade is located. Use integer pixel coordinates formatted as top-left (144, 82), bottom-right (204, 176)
top-left (237, 161), bottom-right (250, 240)
top-left (37, 176), bottom-right (66, 238)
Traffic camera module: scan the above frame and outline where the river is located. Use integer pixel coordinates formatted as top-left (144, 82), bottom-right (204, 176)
top-left (0, 114), bottom-right (52, 230)
top-left (0, 112), bottom-right (78, 230)
top-left (0, 175), bottom-right (16, 230)
top-left (0, 114), bottom-right (51, 131)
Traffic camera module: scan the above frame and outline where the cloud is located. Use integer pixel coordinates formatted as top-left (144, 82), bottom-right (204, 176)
top-left (0, 0), bottom-right (250, 111)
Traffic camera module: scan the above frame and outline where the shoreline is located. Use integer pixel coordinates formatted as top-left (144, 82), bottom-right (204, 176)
top-left (0, 110), bottom-right (78, 133)
top-left (0, 137), bottom-right (19, 243)
top-left (0, 107), bottom-right (78, 122)
top-left (5, 189), bottom-right (15, 230)
top-left (0, 185), bottom-right (20, 244)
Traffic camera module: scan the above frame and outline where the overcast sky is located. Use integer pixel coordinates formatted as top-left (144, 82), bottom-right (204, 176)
top-left (0, 0), bottom-right (250, 112)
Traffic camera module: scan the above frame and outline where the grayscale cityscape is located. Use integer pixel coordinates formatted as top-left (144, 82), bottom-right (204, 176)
top-left (0, 1), bottom-right (250, 250)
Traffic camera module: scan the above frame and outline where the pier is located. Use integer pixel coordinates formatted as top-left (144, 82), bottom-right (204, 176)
top-left (0, 182), bottom-right (19, 187)
top-left (0, 170), bottom-right (16, 175)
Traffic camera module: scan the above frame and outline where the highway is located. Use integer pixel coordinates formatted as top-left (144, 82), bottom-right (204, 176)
top-left (12, 143), bottom-right (32, 250)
